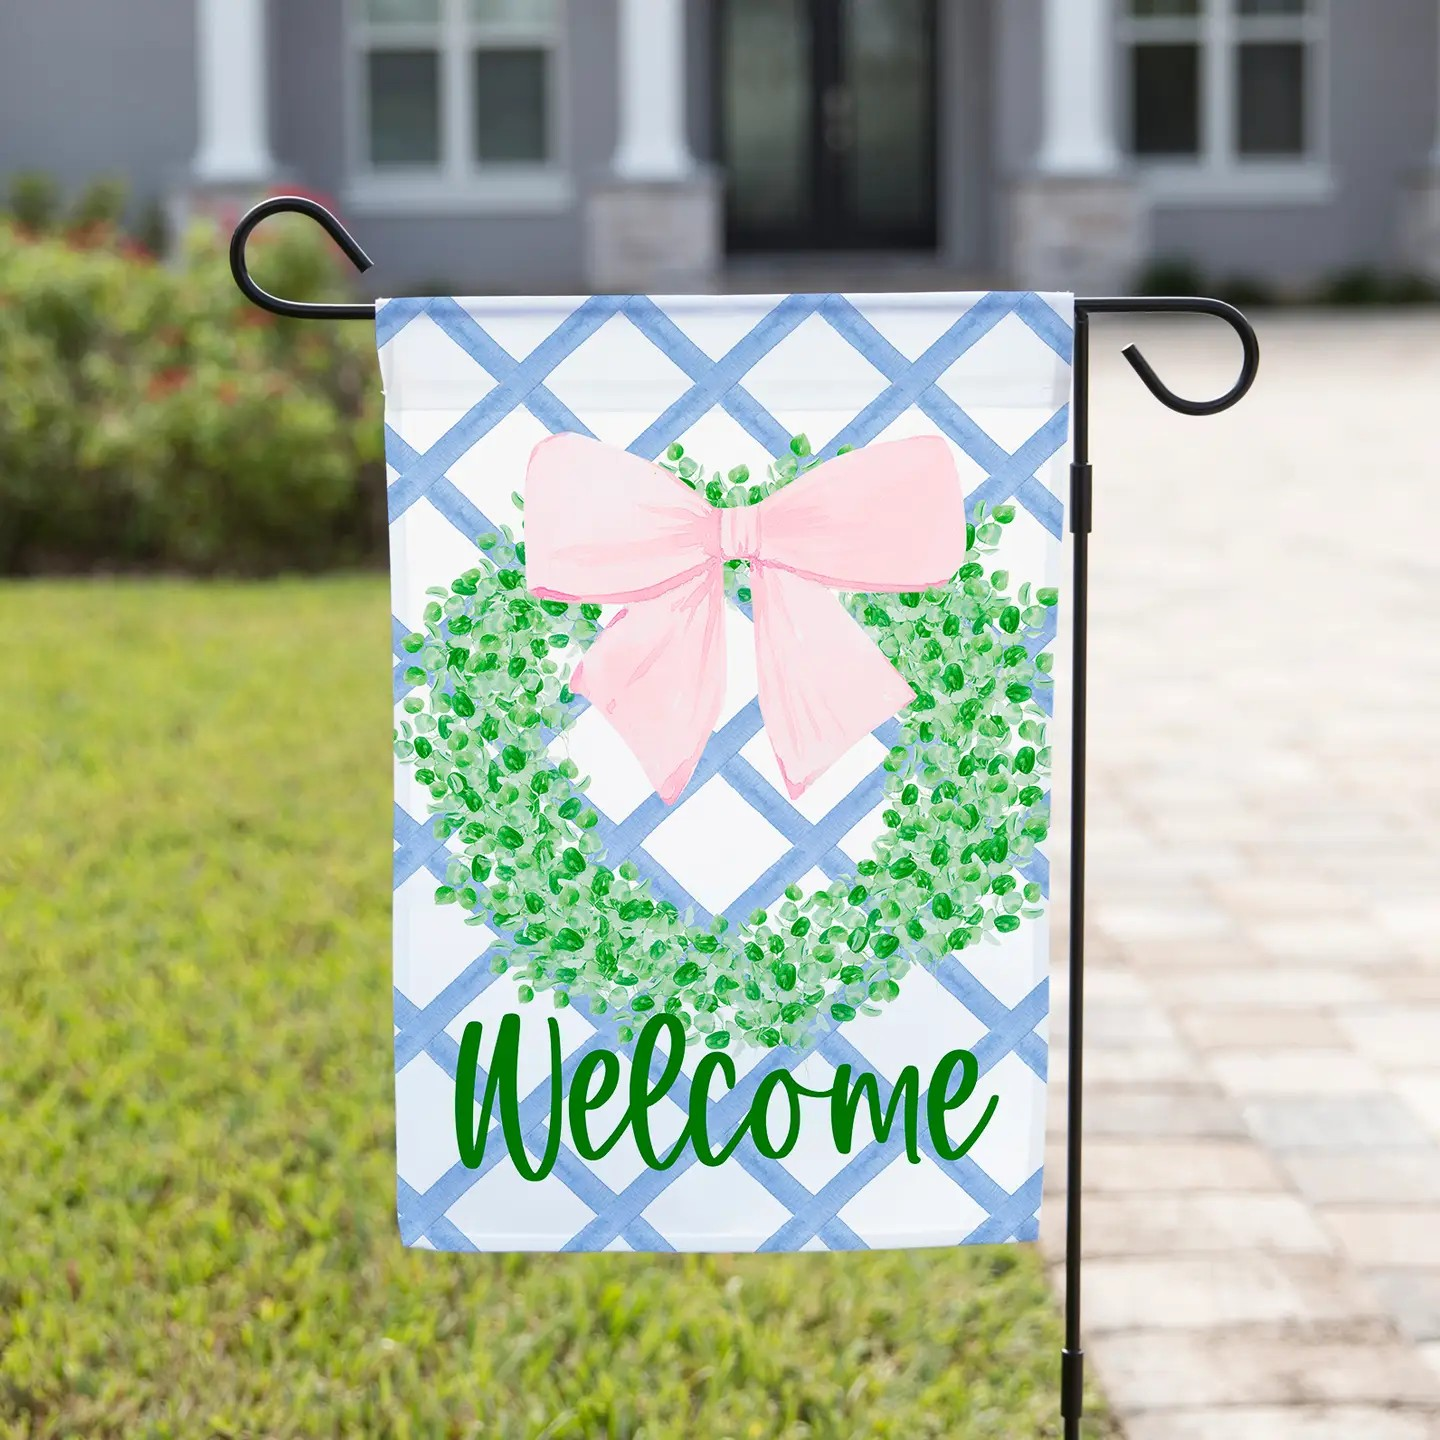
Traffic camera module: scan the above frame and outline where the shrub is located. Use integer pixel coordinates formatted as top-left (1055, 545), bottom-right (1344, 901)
top-left (1134, 256), bottom-right (1208, 297)
top-left (0, 210), bottom-right (385, 574)
top-left (68, 175), bottom-right (130, 231)
top-left (6, 171), bottom-right (62, 230)
top-left (1312, 267), bottom-right (1440, 306)
top-left (6, 170), bottom-right (139, 241)
top-left (1316, 266), bottom-right (1391, 306)
top-left (1137, 260), bottom-right (1283, 307)
top-left (1215, 275), bottom-right (1279, 309)
top-left (1380, 272), bottom-right (1440, 305)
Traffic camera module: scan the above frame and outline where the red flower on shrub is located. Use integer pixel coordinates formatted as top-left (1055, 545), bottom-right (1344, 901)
top-left (67, 221), bottom-right (105, 251)
top-left (147, 367), bottom-right (191, 399)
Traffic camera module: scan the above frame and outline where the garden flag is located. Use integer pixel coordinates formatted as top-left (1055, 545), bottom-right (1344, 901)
top-left (383, 291), bottom-right (1071, 1252)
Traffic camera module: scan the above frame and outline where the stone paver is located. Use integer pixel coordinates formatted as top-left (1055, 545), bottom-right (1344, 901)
top-left (1341, 1010), bottom-right (1440, 1071)
top-left (1077, 1254), bottom-right (1388, 1334)
top-left (1090, 1323), bottom-right (1440, 1410)
top-left (1208, 1049), bottom-right (1386, 1096)
top-left (1280, 1150), bottom-right (1440, 1207)
top-left (1176, 1008), bottom-right (1348, 1052)
top-left (1322, 1210), bottom-right (1440, 1270)
top-left (1047, 1136), bottom-right (1288, 1193)
top-left (1243, 1096), bottom-right (1437, 1152)
top-left (1123, 1407), bottom-right (1440, 1440)
top-left (1041, 315), bottom-right (1440, 1437)
top-left (1370, 1271), bottom-right (1440, 1343)
top-left (1079, 1193), bottom-right (1333, 1257)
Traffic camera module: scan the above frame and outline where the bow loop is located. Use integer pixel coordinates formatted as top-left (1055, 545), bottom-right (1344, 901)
top-left (750, 435), bottom-right (966, 591)
top-left (526, 433), bottom-right (713, 605)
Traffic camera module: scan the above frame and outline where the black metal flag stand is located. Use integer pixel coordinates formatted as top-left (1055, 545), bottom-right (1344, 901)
top-left (1060, 299), bottom-right (1258, 1435)
top-left (231, 196), bottom-right (1261, 1440)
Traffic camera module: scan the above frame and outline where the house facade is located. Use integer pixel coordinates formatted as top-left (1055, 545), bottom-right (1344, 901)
top-left (5, 0), bottom-right (1440, 296)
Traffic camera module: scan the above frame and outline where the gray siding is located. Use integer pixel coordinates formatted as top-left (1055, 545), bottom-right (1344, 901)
top-left (940, 0), bottom-right (996, 272)
top-left (0, 0), bottom-right (197, 213)
top-left (270, 0), bottom-right (348, 210)
top-left (990, 0), bottom-right (1046, 278)
top-left (273, 0), bottom-right (620, 295)
top-left (686, 0), bottom-right (717, 162)
top-left (1148, 0), bottom-right (1438, 286)
top-left (993, 0), bottom-right (1045, 181)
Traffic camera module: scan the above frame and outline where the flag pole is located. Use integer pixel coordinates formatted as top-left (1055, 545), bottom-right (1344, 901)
top-left (1059, 296), bottom-right (1258, 1439)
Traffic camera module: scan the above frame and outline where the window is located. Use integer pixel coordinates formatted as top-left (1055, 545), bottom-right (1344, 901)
top-left (1122, 0), bottom-right (1325, 183)
top-left (350, 0), bottom-right (566, 209)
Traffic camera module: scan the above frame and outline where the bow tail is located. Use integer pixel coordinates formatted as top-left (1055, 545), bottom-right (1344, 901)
top-left (751, 568), bottom-right (915, 800)
top-left (570, 570), bottom-right (728, 805)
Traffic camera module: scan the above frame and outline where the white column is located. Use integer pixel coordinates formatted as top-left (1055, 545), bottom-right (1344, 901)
top-left (612, 0), bottom-right (694, 182)
top-left (192, 0), bottom-right (274, 183)
top-left (1036, 0), bottom-right (1122, 176)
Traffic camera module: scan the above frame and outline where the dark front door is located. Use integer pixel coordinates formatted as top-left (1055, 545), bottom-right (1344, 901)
top-left (719, 0), bottom-right (938, 252)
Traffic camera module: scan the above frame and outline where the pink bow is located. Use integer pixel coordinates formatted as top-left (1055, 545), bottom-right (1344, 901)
top-left (524, 434), bottom-right (966, 804)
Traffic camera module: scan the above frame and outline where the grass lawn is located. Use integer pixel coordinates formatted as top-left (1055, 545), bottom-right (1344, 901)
top-left (0, 580), bottom-right (1111, 1439)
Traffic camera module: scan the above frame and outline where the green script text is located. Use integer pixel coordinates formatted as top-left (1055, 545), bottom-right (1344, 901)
top-left (454, 1013), bottom-right (998, 1180)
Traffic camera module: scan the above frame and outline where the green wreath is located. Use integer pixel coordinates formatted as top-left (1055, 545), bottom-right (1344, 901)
top-left (394, 436), bottom-right (1055, 1052)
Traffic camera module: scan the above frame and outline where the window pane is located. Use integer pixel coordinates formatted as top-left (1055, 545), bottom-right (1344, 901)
top-left (847, 0), bottom-right (933, 236)
top-left (1128, 0), bottom-right (1200, 15)
top-left (1238, 0), bottom-right (1307, 14)
top-left (470, 0), bottom-right (556, 21)
top-left (472, 48), bottom-right (549, 162)
top-left (1238, 42), bottom-right (1305, 154)
top-left (1131, 43), bottom-right (1201, 156)
top-left (364, 0), bottom-right (439, 22)
top-left (723, 0), bottom-right (810, 237)
top-left (368, 50), bottom-right (441, 165)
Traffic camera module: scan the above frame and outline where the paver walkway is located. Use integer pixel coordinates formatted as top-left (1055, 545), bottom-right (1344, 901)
top-left (1039, 313), bottom-right (1440, 1438)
